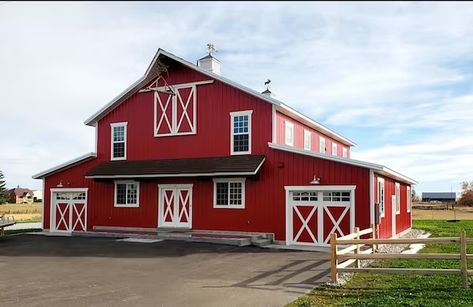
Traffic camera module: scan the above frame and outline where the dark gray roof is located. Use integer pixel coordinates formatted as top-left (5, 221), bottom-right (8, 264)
top-left (422, 192), bottom-right (456, 199)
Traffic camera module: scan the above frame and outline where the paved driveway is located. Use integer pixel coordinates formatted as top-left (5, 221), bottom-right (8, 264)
top-left (0, 234), bottom-right (329, 307)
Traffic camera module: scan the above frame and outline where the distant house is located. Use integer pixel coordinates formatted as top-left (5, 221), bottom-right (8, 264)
top-left (422, 192), bottom-right (456, 202)
top-left (8, 186), bottom-right (34, 204)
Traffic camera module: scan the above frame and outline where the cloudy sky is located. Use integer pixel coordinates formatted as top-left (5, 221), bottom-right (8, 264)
top-left (1, 1), bottom-right (473, 194)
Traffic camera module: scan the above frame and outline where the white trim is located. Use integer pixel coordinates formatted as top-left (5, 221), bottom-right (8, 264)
top-left (213, 178), bottom-right (246, 209)
top-left (86, 157), bottom-right (265, 179)
top-left (268, 142), bottom-right (417, 184)
top-left (139, 80), bottom-right (213, 93)
top-left (284, 185), bottom-right (356, 191)
top-left (114, 180), bottom-right (140, 207)
top-left (392, 194), bottom-right (397, 237)
top-left (271, 105), bottom-right (276, 143)
top-left (110, 122), bottom-right (127, 161)
top-left (230, 110), bottom-right (253, 155)
top-left (158, 184), bottom-right (193, 228)
top-left (407, 186), bottom-right (411, 213)
top-left (284, 121), bottom-right (294, 146)
top-left (332, 143), bottom-right (338, 156)
top-left (342, 147), bottom-right (348, 158)
top-left (377, 177), bottom-right (385, 218)
top-left (41, 178), bottom-right (45, 230)
top-left (50, 188), bottom-right (89, 192)
top-left (395, 182), bottom-right (400, 215)
top-left (319, 137), bottom-right (326, 154)
top-left (397, 227), bottom-right (411, 238)
top-left (369, 169), bottom-right (374, 225)
top-left (32, 153), bottom-right (96, 179)
top-left (84, 49), bottom-right (356, 147)
top-left (303, 129), bottom-right (311, 151)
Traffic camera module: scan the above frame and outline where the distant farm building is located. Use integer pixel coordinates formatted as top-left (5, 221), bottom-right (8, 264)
top-left (8, 186), bottom-right (34, 204)
top-left (422, 192), bottom-right (456, 202)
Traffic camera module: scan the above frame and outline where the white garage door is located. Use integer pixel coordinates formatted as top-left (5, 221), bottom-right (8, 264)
top-left (285, 186), bottom-right (355, 247)
top-left (51, 189), bottom-right (87, 233)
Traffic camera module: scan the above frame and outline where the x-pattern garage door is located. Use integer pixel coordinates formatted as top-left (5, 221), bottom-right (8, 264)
top-left (286, 186), bottom-right (355, 247)
top-left (51, 190), bottom-right (87, 233)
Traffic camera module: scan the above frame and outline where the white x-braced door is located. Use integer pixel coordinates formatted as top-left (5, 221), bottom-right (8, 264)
top-left (285, 186), bottom-right (355, 247)
top-left (51, 189), bottom-right (87, 233)
top-left (158, 184), bottom-right (193, 228)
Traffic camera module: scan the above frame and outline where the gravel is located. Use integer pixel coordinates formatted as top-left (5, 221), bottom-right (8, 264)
top-left (331, 228), bottom-right (429, 286)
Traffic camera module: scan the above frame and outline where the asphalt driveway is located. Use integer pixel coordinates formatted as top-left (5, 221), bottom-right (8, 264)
top-left (0, 234), bottom-right (329, 307)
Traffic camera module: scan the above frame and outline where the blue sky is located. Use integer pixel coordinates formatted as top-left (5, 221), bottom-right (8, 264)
top-left (1, 2), bottom-right (473, 195)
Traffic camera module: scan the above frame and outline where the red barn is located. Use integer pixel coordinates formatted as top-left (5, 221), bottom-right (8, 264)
top-left (33, 49), bottom-right (415, 246)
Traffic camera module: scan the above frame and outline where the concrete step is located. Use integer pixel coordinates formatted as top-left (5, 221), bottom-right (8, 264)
top-left (252, 238), bottom-right (272, 247)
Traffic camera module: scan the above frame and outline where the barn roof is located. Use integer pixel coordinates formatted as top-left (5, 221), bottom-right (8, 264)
top-left (32, 153), bottom-right (97, 179)
top-left (8, 187), bottom-right (34, 197)
top-left (422, 192), bottom-right (456, 199)
top-left (268, 142), bottom-right (416, 184)
top-left (83, 49), bottom-right (356, 147)
top-left (85, 155), bottom-right (265, 179)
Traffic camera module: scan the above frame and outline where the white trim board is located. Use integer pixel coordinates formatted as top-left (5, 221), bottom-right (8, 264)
top-left (83, 49), bottom-right (355, 147)
top-left (32, 153), bottom-right (97, 179)
top-left (268, 142), bottom-right (416, 184)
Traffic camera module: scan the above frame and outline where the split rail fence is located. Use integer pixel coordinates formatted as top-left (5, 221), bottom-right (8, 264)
top-left (330, 225), bottom-right (472, 288)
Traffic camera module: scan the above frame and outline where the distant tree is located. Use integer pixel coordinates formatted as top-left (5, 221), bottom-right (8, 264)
top-left (0, 171), bottom-right (7, 204)
top-left (411, 189), bottom-right (421, 202)
top-left (458, 181), bottom-right (473, 207)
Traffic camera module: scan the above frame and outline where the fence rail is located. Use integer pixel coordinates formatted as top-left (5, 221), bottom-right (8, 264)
top-left (330, 226), bottom-right (471, 288)
top-left (0, 215), bottom-right (16, 236)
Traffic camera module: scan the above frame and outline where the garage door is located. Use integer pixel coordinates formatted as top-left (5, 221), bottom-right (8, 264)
top-left (285, 186), bottom-right (355, 247)
top-left (51, 189), bottom-right (87, 233)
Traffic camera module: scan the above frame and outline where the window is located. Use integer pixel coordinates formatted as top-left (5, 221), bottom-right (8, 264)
top-left (303, 130), bottom-right (311, 151)
top-left (111, 122), bottom-right (127, 160)
top-left (285, 121), bottom-right (294, 146)
top-left (342, 147), bottom-right (348, 158)
top-left (323, 191), bottom-right (351, 202)
top-left (407, 186), bottom-right (412, 213)
top-left (230, 110), bottom-right (252, 155)
top-left (378, 178), bottom-right (385, 218)
top-left (114, 181), bottom-right (139, 207)
top-left (332, 143), bottom-right (338, 156)
top-left (395, 182), bottom-right (400, 214)
top-left (319, 137), bottom-right (326, 154)
top-left (213, 178), bottom-right (245, 208)
top-left (292, 191), bottom-right (318, 202)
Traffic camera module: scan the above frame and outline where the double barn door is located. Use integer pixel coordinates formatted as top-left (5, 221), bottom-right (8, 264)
top-left (51, 189), bottom-right (87, 233)
top-left (158, 184), bottom-right (193, 228)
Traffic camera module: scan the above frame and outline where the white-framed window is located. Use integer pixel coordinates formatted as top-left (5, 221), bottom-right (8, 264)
top-left (230, 110), bottom-right (252, 155)
top-left (319, 137), bottom-right (326, 154)
top-left (342, 147), bottom-right (348, 158)
top-left (303, 130), bottom-right (311, 151)
top-left (378, 178), bottom-right (385, 218)
top-left (285, 121), bottom-right (294, 146)
top-left (111, 122), bottom-right (127, 160)
top-left (395, 182), bottom-right (400, 214)
top-left (213, 178), bottom-right (245, 209)
top-left (114, 180), bottom-right (139, 207)
top-left (332, 143), bottom-right (338, 156)
top-left (407, 186), bottom-right (412, 213)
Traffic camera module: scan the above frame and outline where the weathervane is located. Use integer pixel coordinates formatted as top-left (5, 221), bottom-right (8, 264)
top-left (264, 79), bottom-right (271, 91)
top-left (207, 43), bottom-right (217, 55)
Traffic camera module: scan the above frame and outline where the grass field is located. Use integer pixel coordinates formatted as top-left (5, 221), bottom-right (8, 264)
top-left (413, 206), bottom-right (473, 220)
top-left (0, 203), bottom-right (42, 222)
top-left (289, 220), bottom-right (473, 307)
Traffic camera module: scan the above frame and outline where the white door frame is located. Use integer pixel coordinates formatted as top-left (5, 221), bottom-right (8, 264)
top-left (285, 185), bottom-right (356, 247)
top-left (392, 194), bottom-right (397, 238)
top-left (158, 184), bottom-right (193, 228)
top-left (50, 188), bottom-right (88, 233)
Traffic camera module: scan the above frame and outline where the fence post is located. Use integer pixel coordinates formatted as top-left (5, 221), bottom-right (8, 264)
top-left (330, 233), bottom-right (338, 283)
top-left (355, 227), bottom-right (360, 268)
top-left (371, 223), bottom-right (377, 252)
top-left (460, 230), bottom-right (468, 288)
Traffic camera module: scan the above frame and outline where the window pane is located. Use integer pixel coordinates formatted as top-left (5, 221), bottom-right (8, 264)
top-left (216, 182), bottom-right (228, 205)
top-left (233, 134), bottom-right (249, 152)
top-left (127, 183), bottom-right (137, 204)
top-left (229, 182), bottom-right (242, 205)
top-left (113, 142), bottom-right (125, 158)
top-left (116, 184), bottom-right (127, 205)
top-left (233, 115), bottom-right (248, 134)
top-left (113, 126), bottom-right (124, 142)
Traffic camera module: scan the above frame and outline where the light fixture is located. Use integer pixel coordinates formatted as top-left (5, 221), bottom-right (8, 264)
top-left (57, 181), bottom-right (63, 188)
top-left (310, 176), bottom-right (321, 185)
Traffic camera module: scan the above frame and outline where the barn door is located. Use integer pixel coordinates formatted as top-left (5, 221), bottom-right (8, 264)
top-left (286, 187), bottom-right (355, 247)
top-left (154, 85), bottom-right (196, 136)
top-left (51, 190), bottom-right (87, 233)
top-left (158, 184), bottom-right (193, 228)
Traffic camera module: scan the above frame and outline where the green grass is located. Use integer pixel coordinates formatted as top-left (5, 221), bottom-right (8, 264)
top-left (288, 220), bottom-right (473, 307)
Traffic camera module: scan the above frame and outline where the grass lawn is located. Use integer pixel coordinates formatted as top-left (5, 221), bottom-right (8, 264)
top-left (0, 203), bottom-right (42, 222)
top-left (288, 220), bottom-right (473, 307)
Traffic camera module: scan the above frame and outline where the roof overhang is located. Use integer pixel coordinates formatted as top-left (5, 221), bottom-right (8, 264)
top-left (83, 49), bottom-right (354, 147)
top-left (32, 153), bottom-right (97, 179)
top-left (85, 155), bottom-right (265, 179)
top-left (268, 142), bottom-right (416, 185)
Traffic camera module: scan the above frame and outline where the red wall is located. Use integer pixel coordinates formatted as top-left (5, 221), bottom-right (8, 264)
top-left (275, 111), bottom-right (350, 157)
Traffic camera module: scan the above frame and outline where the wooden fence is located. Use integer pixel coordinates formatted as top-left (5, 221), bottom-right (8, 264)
top-left (330, 226), bottom-right (472, 288)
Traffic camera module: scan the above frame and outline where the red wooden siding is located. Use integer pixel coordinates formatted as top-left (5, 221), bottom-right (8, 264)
top-left (275, 111), bottom-right (350, 157)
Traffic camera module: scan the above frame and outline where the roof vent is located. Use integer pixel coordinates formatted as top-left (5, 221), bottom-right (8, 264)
top-left (197, 44), bottom-right (221, 75)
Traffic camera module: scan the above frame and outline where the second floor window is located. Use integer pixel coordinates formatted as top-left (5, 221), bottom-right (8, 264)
top-left (304, 130), bottom-right (311, 150)
top-left (111, 122), bottom-right (127, 160)
top-left (332, 143), bottom-right (338, 156)
top-left (319, 137), bottom-right (326, 154)
top-left (285, 121), bottom-right (294, 146)
top-left (378, 178), bottom-right (385, 218)
top-left (230, 110), bottom-right (252, 155)
top-left (342, 147), bottom-right (348, 158)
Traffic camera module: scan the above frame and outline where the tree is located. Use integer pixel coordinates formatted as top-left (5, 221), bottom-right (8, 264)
top-left (0, 171), bottom-right (7, 204)
top-left (411, 189), bottom-right (421, 202)
top-left (458, 181), bottom-right (473, 207)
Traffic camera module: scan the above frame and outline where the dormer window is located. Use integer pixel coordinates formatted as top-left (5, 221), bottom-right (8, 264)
top-left (285, 121), bottom-right (294, 146)
top-left (111, 122), bottom-right (127, 160)
top-left (230, 110), bottom-right (252, 155)
top-left (319, 137), bottom-right (326, 154)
